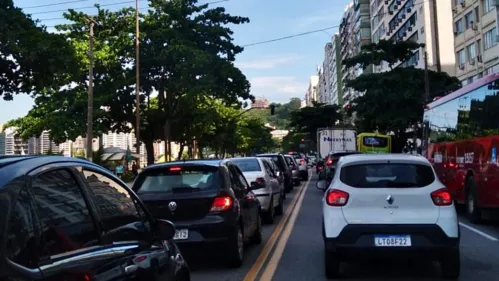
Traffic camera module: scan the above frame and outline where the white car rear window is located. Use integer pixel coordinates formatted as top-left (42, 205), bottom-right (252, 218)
top-left (340, 163), bottom-right (435, 188)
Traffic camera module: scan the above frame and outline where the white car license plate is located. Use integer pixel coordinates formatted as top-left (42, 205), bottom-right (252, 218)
top-left (374, 235), bottom-right (411, 247)
top-left (173, 229), bottom-right (189, 240)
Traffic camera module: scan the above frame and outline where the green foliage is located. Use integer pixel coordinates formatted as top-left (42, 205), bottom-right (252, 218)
top-left (343, 40), bottom-right (461, 152)
top-left (246, 98), bottom-right (302, 129)
top-left (289, 101), bottom-right (343, 143)
top-left (0, 0), bottom-right (77, 100)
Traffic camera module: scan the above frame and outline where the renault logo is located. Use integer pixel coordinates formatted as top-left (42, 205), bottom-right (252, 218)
top-left (386, 195), bottom-right (394, 205)
top-left (168, 201), bottom-right (177, 211)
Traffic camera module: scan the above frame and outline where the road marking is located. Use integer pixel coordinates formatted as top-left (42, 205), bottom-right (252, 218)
top-left (242, 178), bottom-right (309, 281)
top-left (259, 176), bottom-right (311, 281)
top-left (459, 222), bottom-right (498, 241)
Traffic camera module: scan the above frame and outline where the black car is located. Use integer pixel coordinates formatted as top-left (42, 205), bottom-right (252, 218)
top-left (321, 151), bottom-right (361, 181)
top-left (0, 156), bottom-right (190, 281)
top-left (132, 159), bottom-right (262, 268)
top-left (256, 153), bottom-right (293, 192)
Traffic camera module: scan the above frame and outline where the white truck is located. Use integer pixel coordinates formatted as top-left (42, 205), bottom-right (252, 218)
top-left (317, 128), bottom-right (357, 159)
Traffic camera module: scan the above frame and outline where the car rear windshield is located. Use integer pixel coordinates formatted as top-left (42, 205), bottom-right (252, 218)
top-left (340, 163), bottom-right (435, 188)
top-left (284, 156), bottom-right (295, 166)
top-left (331, 152), bottom-right (360, 158)
top-left (134, 165), bottom-right (219, 193)
top-left (232, 158), bottom-right (261, 172)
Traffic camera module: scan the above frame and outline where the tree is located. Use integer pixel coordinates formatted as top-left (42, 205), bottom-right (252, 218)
top-left (245, 98), bottom-right (302, 129)
top-left (343, 39), bottom-right (461, 152)
top-left (0, 0), bottom-right (77, 100)
top-left (289, 101), bottom-right (343, 144)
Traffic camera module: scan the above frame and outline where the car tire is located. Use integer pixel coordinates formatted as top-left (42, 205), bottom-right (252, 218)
top-left (251, 214), bottom-right (263, 245)
top-left (263, 198), bottom-right (275, 224)
top-left (324, 248), bottom-right (341, 279)
top-left (440, 247), bottom-right (460, 280)
top-left (227, 226), bottom-right (244, 268)
top-left (466, 177), bottom-right (482, 223)
top-left (275, 194), bottom-right (284, 215)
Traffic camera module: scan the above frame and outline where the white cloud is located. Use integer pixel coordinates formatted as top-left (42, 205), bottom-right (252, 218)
top-left (236, 54), bottom-right (303, 70)
top-left (249, 76), bottom-right (306, 103)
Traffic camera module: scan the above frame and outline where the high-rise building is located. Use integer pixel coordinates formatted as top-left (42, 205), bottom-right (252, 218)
top-left (0, 127), bottom-right (27, 155)
top-left (341, 0), bottom-right (372, 107)
top-left (371, 0), bottom-right (456, 77)
top-left (305, 75), bottom-right (319, 106)
top-left (317, 34), bottom-right (344, 106)
top-left (317, 65), bottom-right (326, 103)
top-left (452, 0), bottom-right (499, 85)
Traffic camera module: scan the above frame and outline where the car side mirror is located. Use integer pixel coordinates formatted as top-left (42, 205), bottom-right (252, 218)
top-left (250, 181), bottom-right (264, 190)
top-left (155, 219), bottom-right (176, 240)
top-left (316, 180), bottom-right (328, 190)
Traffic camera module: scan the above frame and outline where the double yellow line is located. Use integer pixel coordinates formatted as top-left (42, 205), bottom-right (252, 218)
top-left (243, 176), bottom-right (311, 281)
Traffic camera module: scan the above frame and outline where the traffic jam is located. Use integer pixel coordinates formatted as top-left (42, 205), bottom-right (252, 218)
top-left (1, 74), bottom-right (499, 280)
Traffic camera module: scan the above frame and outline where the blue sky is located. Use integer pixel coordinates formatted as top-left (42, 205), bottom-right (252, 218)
top-left (1, 0), bottom-right (349, 124)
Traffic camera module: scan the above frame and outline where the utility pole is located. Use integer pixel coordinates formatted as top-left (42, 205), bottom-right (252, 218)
top-left (86, 18), bottom-right (97, 161)
top-left (135, 0), bottom-right (141, 155)
top-left (419, 50), bottom-right (431, 153)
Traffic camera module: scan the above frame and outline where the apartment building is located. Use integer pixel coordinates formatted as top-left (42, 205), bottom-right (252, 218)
top-left (330, 35), bottom-right (344, 106)
top-left (341, 0), bottom-right (372, 106)
top-left (371, 0), bottom-right (455, 76)
top-left (317, 65), bottom-right (327, 104)
top-left (0, 127), bottom-right (27, 155)
top-left (453, 0), bottom-right (499, 85)
top-left (305, 75), bottom-right (319, 106)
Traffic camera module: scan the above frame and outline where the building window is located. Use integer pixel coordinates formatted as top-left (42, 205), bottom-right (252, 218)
top-left (484, 27), bottom-right (498, 50)
top-left (464, 12), bottom-right (473, 29)
top-left (457, 49), bottom-right (466, 65)
top-left (466, 43), bottom-right (476, 60)
top-left (483, 0), bottom-right (494, 14)
top-left (455, 19), bottom-right (464, 34)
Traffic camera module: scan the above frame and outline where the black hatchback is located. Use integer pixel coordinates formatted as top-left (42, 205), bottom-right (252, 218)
top-left (0, 156), bottom-right (190, 281)
top-left (132, 159), bottom-right (263, 268)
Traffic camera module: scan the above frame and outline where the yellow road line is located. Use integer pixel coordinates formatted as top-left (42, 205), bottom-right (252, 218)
top-left (242, 178), bottom-right (309, 281)
top-left (259, 176), bottom-right (311, 281)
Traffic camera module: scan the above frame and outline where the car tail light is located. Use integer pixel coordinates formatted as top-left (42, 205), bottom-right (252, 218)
top-left (431, 188), bottom-right (452, 206)
top-left (326, 189), bottom-right (349, 206)
top-left (300, 159), bottom-right (305, 165)
top-left (134, 256), bottom-right (147, 263)
top-left (326, 158), bottom-right (333, 166)
top-left (256, 177), bottom-right (265, 185)
top-left (210, 196), bottom-right (233, 212)
top-left (169, 167), bottom-right (182, 172)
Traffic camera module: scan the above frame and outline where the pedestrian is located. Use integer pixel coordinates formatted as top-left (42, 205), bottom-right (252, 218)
top-left (116, 163), bottom-right (124, 179)
top-left (132, 161), bottom-right (138, 177)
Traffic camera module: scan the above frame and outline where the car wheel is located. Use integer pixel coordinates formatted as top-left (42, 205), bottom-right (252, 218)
top-left (227, 226), bottom-right (244, 268)
top-left (263, 198), bottom-right (275, 224)
top-left (251, 214), bottom-right (263, 245)
top-left (275, 194), bottom-right (284, 216)
top-left (466, 177), bottom-right (482, 223)
top-left (440, 247), bottom-right (460, 279)
top-left (324, 248), bottom-right (341, 279)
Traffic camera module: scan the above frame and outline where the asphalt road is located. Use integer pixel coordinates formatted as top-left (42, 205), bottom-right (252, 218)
top-left (188, 171), bottom-right (499, 281)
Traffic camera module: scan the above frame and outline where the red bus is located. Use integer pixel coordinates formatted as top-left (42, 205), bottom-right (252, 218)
top-left (423, 73), bottom-right (499, 223)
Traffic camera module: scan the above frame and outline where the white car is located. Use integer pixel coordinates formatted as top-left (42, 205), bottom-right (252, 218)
top-left (232, 157), bottom-right (283, 224)
top-left (319, 154), bottom-right (459, 279)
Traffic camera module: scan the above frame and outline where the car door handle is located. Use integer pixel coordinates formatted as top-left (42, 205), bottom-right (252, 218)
top-left (125, 264), bottom-right (139, 274)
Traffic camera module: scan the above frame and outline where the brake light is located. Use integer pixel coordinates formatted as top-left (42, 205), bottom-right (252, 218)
top-left (326, 189), bottom-right (349, 206)
top-left (256, 177), bottom-right (265, 185)
top-left (431, 188), bottom-right (452, 206)
top-left (300, 159), bottom-right (305, 165)
top-left (169, 167), bottom-right (182, 172)
top-left (134, 256), bottom-right (147, 263)
top-left (326, 159), bottom-right (333, 166)
top-left (210, 196), bottom-right (233, 212)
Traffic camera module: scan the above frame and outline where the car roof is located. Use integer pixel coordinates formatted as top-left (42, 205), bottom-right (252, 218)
top-left (337, 153), bottom-right (430, 167)
top-left (256, 153), bottom-right (281, 156)
top-left (143, 159), bottom-right (224, 171)
top-left (0, 155), bottom-right (102, 189)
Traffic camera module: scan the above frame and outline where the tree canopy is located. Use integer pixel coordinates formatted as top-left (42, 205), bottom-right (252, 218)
top-left (343, 39), bottom-right (461, 152)
top-left (0, 0), bottom-right (77, 100)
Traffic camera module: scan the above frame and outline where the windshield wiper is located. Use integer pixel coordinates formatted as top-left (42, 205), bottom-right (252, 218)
top-left (385, 181), bottom-right (419, 187)
top-left (172, 187), bottom-right (201, 192)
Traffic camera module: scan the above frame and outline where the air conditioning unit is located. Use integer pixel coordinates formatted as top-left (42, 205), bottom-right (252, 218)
top-left (394, 5), bottom-right (398, 10)
top-left (398, 18), bottom-right (403, 23)
top-left (407, 8), bottom-right (412, 13)
top-left (472, 23), bottom-right (478, 30)
top-left (389, 11), bottom-right (394, 15)
top-left (396, 0), bottom-right (401, 4)
top-left (460, 0), bottom-right (466, 7)
top-left (452, 7), bottom-right (458, 13)
top-left (470, 58), bottom-right (475, 65)
top-left (402, 14), bottom-right (406, 19)
top-left (477, 55), bottom-right (483, 62)
top-left (459, 64), bottom-right (465, 70)
top-left (408, 26), bottom-right (413, 32)
top-left (403, 32), bottom-right (407, 37)
top-left (384, 0), bottom-right (389, 4)
top-left (454, 31), bottom-right (458, 36)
